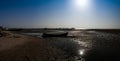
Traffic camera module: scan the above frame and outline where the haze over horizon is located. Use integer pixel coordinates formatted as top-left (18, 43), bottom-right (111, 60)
top-left (0, 0), bottom-right (120, 29)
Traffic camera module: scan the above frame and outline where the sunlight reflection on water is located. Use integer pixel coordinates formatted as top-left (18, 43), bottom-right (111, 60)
top-left (79, 49), bottom-right (85, 56)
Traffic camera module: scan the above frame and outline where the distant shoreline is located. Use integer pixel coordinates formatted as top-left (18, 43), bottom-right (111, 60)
top-left (7, 28), bottom-right (120, 34)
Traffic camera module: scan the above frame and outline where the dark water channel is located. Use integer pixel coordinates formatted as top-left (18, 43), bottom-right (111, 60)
top-left (23, 30), bottom-right (120, 61)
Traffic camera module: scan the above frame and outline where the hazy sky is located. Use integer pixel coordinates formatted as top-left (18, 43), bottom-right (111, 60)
top-left (0, 0), bottom-right (120, 29)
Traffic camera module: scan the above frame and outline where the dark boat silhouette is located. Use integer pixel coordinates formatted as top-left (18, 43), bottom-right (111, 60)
top-left (42, 31), bottom-right (68, 37)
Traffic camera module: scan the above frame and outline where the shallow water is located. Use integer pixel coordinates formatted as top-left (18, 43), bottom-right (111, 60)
top-left (23, 30), bottom-right (120, 61)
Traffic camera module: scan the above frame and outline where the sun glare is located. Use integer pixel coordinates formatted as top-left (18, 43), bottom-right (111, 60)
top-left (71, 0), bottom-right (91, 9)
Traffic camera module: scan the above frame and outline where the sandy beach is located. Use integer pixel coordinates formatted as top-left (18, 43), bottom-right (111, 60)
top-left (0, 31), bottom-right (72, 61)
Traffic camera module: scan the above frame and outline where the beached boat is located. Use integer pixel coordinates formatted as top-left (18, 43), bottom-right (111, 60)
top-left (42, 31), bottom-right (68, 37)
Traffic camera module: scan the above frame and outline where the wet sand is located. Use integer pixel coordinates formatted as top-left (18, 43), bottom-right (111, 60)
top-left (0, 30), bottom-right (120, 61)
top-left (0, 31), bottom-right (74, 61)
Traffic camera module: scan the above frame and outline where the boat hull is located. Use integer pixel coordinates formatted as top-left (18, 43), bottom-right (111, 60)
top-left (42, 32), bottom-right (68, 37)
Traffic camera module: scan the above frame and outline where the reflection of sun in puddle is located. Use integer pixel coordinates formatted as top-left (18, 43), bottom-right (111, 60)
top-left (72, 39), bottom-right (88, 56)
top-left (79, 49), bottom-right (85, 56)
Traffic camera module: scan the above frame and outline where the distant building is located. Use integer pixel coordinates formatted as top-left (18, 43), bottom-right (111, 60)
top-left (71, 28), bottom-right (75, 30)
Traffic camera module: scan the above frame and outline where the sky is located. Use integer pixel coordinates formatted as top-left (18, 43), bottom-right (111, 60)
top-left (0, 0), bottom-right (120, 29)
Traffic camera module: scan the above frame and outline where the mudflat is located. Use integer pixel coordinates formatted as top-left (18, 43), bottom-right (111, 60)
top-left (0, 31), bottom-right (71, 61)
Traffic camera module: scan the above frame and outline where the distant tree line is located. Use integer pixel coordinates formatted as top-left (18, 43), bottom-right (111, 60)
top-left (7, 28), bottom-right (76, 31)
top-left (43, 28), bottom-right (75, 30)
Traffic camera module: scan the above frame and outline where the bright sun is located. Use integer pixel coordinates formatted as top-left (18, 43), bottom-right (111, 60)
top-left (72, 0), bottom-right (91, 9)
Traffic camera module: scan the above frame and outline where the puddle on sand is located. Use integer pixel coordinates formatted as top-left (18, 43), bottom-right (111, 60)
top-left (45, 35), bottom-right (92, 61)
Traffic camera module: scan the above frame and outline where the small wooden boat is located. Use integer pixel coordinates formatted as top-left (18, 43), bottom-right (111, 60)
top-left (42, 32), bottom-right (68, 37)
